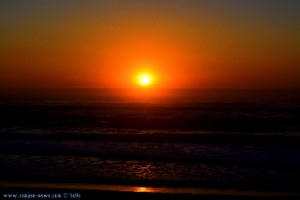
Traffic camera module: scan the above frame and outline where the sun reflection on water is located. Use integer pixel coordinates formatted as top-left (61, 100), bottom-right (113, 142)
top-left (129, 162), bottom-right (156, 179)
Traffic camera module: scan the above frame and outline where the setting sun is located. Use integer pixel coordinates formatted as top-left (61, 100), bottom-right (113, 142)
top-left (138, 74), bottom-right (152, 86)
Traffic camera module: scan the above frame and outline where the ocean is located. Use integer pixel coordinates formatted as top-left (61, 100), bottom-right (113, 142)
top-left (1, 89), bottom-right (300, 195)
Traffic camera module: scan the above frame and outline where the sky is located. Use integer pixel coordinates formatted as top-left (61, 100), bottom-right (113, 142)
top-left (1, 0), bottom-right (299, 88)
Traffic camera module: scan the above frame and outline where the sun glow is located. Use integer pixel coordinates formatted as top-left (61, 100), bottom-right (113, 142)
top-left (138, 74), bottom-right (152, 86)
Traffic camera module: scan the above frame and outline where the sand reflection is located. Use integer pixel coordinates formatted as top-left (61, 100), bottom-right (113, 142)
top-left (133, 186), bottom-right (153, 193)
top-left (1, 182), bottom-right (299, 197)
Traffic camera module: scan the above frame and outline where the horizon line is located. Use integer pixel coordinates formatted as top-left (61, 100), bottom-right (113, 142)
top-left (0, 87), bottom-right (300, 90)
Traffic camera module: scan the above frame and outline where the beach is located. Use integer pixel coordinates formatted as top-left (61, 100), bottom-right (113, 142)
top-left (2, 182), bottom-right (300, 200)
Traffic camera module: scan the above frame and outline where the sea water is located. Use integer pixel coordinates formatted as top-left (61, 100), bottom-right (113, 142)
top-left (1, 89), bottom-right (300, 192)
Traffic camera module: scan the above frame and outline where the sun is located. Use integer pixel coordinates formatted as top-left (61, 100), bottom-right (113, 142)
top-left (138, 74), bottom-right (152, 86)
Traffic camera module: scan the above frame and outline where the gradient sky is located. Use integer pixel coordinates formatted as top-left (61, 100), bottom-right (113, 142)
top-left (1, 0), bottom-right (299, 88)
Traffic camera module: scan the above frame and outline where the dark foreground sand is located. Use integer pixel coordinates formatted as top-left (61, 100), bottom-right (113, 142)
top-left (1, 182), bottom-right (300, 200)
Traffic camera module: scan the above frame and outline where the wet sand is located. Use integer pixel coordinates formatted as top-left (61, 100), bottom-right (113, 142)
top-left (1, 182), bottom-right (300, 200)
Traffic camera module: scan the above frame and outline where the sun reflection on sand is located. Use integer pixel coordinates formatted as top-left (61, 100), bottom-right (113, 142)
top-left (133, 186), bottom-right (153, 193)
top-left (1, 182), bottom-right (299, 197)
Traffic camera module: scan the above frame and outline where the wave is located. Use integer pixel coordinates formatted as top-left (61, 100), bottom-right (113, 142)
top-left (1, 101), bottom-right (300, 133)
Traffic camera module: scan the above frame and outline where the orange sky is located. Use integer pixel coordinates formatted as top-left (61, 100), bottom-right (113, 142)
top-left (1, 0), bottom-right (299, 88)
